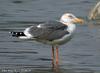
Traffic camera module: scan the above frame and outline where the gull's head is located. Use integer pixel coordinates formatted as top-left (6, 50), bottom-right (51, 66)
top-left (60, 13), bottom-right (84, 24)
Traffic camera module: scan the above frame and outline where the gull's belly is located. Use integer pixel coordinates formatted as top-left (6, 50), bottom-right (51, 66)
top-left (51, 34), bottom-right (72, 45)
top-left (36, 34), bottom-right (72, 46)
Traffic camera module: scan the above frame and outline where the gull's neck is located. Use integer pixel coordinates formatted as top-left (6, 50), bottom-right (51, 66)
top-left (66, 23), bottom-right (76, 34)
top-left (60, 20), bottom-right (76, 33)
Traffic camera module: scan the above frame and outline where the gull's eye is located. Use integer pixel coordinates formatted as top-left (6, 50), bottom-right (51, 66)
top-left (68, 15), bottom-right (74, 19)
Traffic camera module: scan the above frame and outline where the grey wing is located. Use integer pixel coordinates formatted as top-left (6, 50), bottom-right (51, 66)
top-left (39, 21), bottom-right (68, 30)
top-left (24, 25), bottom-right (54, 39)
top-left (46, 30), bottom-right (69, 41)
top-left (24, 21), bottom-right (68, 40)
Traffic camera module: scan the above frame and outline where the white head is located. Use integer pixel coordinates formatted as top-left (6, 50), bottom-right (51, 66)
top-left (60, 13), bottom-right (83, 24)
top-left (60, 13), bottom-right (84, 33)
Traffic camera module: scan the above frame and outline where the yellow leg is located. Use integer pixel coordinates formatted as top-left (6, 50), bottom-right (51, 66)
top-left (52, 46), bottom-right (55, 68)
top-left (51, 46), bottom-right (59, 71)
top-left (56, 46), bottom-right (59, 65)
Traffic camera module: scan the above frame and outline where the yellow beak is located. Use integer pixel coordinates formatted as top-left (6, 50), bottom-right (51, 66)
top-left (73, 18), bottom-right (84, 24)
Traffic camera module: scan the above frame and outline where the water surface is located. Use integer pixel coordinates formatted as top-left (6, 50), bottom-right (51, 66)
top-left (0, 0), bottom-right (100, 73)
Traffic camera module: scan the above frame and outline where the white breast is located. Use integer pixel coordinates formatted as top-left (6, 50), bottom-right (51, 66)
top-left (67, 23), bottom-right (76, 34)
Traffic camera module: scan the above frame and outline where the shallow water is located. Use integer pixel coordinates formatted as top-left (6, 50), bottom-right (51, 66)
top-left (0, 0), bottom-right (100, 73)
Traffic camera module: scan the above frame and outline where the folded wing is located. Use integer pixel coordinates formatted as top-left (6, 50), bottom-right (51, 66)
top-left (24, 21), bottom-right (69, 41)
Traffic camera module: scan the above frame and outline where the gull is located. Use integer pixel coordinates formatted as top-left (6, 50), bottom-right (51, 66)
top-left (10, 13), bottom-right (84, 67)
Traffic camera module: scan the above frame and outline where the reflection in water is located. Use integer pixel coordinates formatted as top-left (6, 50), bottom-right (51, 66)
top-left (12, 1), bottom-right (23, 4)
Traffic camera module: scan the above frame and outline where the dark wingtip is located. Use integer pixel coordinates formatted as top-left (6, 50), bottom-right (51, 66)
top-left (9, 31), bottom-right (18, 37)
top-left (9, 31), bottom-right (25, 37)
top-left (9, 31), bottom-right (14, 34)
